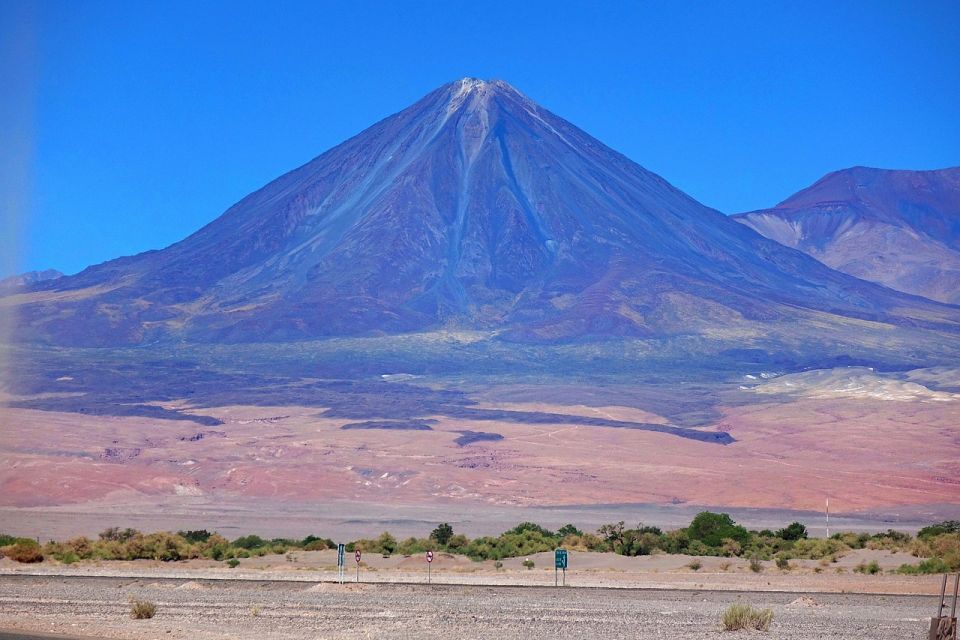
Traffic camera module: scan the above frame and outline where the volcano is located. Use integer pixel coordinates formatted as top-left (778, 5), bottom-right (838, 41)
top-left (9, 79), bottom-right (959, 346)
top-left (735, 167), bottom-right (960, 304)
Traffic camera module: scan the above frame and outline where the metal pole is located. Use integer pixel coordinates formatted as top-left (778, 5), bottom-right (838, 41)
top-left (428, 563), bottom-right (431, 584)
top-left (951, 573), bottom-right (959, 620)
top-left (555, 565), bottom-right (558, 587)
top-left (356, 563), bottom-right (359, 583)
top-left (938, 574), bottom-right (948, 617)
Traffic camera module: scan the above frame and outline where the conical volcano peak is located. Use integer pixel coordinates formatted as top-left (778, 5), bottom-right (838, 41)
top-left (13, 74), bottom-right (959, 347)
top-left (442, 77), bottom-right (532, 114)
top-left (449, 77), bottom-right (521, 95)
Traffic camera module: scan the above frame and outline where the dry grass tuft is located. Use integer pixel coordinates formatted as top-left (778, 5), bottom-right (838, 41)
top-left (130, 599), bottom-right (157, 619)
top-left (721, 603), bottom-right (773, 631)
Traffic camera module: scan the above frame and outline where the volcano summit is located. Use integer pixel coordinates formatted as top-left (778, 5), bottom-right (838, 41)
top-left (8, 78), bottom-right (959, 348)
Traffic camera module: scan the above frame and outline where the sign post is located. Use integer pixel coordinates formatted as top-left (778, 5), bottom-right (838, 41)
top-left (426, 550), bottom-right (434, 584)
top-left (355, 549), bottom-right (362, 582)
top-left (337, 543), bottom-right (345, 584)
top-left (555, 548), bottom-right (568, 587)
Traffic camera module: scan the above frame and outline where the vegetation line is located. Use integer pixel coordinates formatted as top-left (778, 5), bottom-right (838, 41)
top-left (1, 516), bottom-right (957, 575)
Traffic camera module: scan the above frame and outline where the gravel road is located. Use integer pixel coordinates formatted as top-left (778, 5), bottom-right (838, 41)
top-left (0, 575), bottom-right (938, 640)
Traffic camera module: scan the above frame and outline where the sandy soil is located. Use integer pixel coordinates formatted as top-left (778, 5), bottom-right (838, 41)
top-left (0, 573), bottom-right (943, 640)
top-left (0, 548), bottom-right (941, 595)
top-left (1, 393), bottom-right (958, 520)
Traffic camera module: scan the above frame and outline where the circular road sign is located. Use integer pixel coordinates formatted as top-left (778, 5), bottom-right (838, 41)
top-left (426, 550), bottom-right (434, 563)
top-left (355, 549), bottom-right (362, 563)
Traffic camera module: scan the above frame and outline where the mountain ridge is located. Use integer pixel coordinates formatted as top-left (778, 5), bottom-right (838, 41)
top-left (8, 79), bottom-right (960, 347)
top-left (734, 166), bottom-right (960, 304)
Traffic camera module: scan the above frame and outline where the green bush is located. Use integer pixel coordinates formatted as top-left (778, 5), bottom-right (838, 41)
top-left (898, 558), bottom-right (951, 574)
top-left (430, 523), bottom-right (454, 546)
top-left (688, 512), bottom-right (750, 548)
top-left (776, 522), bottom-right (807, 541)
top-left (788, 537), bottom-right (848, 560)
top-left (854, 560), bottom-right (881, 575)
top-left (918, 521), bottom-right (960, 539)
top-left (178, 530), bottom-right (212, 543)
top-left (226, 558), bottom-right (240, 568)
top-left (687, 559), bottom-right (702, 571)
top-left (232, 535), bottom-right (267, 550)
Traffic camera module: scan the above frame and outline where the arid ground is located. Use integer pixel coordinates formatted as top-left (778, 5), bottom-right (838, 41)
top-left (0, 554), bottom-right (947, 640)
top-left (2, 365), bottom-right (959, 538)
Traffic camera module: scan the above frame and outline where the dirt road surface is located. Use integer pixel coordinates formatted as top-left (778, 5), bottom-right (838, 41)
top-left (0, 574), bottom-right (939, 640)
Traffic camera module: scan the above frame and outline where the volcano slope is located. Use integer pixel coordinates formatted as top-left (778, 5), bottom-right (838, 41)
top-left (5, 79), bottom-right (960, 346)
top-left (1, 79), bottom-right (959, 523)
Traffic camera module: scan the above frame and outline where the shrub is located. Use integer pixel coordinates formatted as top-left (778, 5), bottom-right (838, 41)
top-left (494, 561), bottom-right (503, 570)
top-left (776, 522), bottom-right (808, 541)
top-left (789, 537), bottom-right (849, 560)
top-left (854, 560), bottom-right (881, 575)
top-left (301, 535), bottom-right (335, 550)
top-left (720, 538), bottom-right (742, 557)
top-left (749, 557), bottom-right (763, 573)
top-left (4, 541), bottom-right (43, 563)
top-left (918, 521), bottom-right (960, 539)
top-left (522, 559), bottom-right (535, 569)
top-left (100, 527), bottom-right (139, 543)
top-left (687, 559), bottom-right (702, 571)
top-left (178, 530), bottom-right (212, 543)
top-left (719, 562), bottom-right (731, 572)
top-left (396, 537), bottom-right (432, 556)
top-left (661, 529), bottom-right (690, 554)
top-left (232, 535), bottom-right (267, 550)
top-left (506, 523), bottom-right (556, 538)
top-left (557, 524), bottom-right (583, 537)
top-left (866, 530), bottom-right (912, 551)
top-left (430, 523), bottom-right (454, 546)
top-left (721, 603), bottom-right (773, 631)
top-left (303, 540), bottom-right (330, 551)
top-left (130, 599), bottom-right (156, 619)
top-left (897, 558), bottom-right (951, 574)
top-left (226, 558), bottom-right (240, 568)
top-left (688, 512), bottom-right (750, 548)
top-left (775, 556), bottom-right (790, 570)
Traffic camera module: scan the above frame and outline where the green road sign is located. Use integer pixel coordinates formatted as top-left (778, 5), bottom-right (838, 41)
top-left (555, 548), bottom-right (568, 569)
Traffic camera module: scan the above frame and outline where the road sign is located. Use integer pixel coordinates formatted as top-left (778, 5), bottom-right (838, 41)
top-left (426, 550), bottom-right (434, 563)
top-left (426, 550), bottom-right (434, 584)
top-left (555, 548), bottom-right (568, 587)
top-left (355, 549), bottom-right (362, 563)
top-left (337, 543), bottom-right (345, 584)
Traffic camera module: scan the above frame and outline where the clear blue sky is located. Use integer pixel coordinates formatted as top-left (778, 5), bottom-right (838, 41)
top-left (2, 0), bottom-right (959, 277)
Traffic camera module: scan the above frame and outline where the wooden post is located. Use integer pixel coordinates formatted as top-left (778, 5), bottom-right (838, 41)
top-left (930, 574), bottom-right (959, 640)
top-left (952, 574), bottom-right (959, 620)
